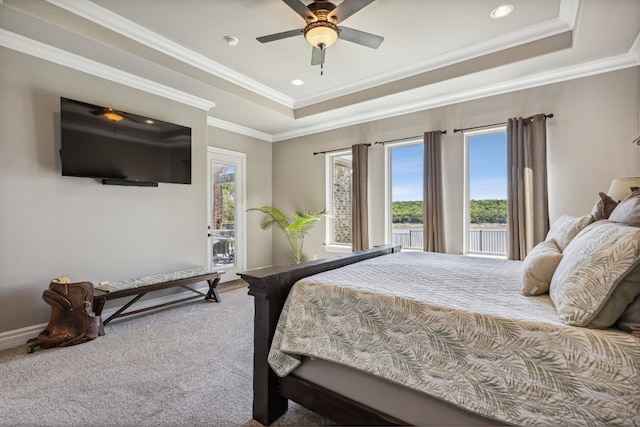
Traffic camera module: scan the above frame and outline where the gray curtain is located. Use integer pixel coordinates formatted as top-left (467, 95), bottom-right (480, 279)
top-left (506, 114), bottom-right (549, 260)
top-left (423, 131), bottom-right (446, 253)
top-left (351, 143), bottom-right (369, 251)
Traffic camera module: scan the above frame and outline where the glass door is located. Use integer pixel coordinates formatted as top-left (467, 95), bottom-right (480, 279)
top-left (207, 147), bottom-right (246, 278)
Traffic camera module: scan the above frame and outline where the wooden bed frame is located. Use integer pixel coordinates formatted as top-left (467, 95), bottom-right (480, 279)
top-left (239, 244), bottom-right (408, 426)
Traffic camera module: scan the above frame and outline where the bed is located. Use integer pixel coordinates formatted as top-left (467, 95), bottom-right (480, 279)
top-left (239, 209), bottom-right (640, 426)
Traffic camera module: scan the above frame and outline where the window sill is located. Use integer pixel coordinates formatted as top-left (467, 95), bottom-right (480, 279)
top-left (323, 244), bottom-right (352, 254)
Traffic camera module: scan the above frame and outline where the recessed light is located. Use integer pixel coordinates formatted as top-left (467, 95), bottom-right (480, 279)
top-left (490, 4), bottom-right (514, 19)
top-left (291, 79), bottom-right (305, 86)
top-left (224, 35), bottom-right (239, 46)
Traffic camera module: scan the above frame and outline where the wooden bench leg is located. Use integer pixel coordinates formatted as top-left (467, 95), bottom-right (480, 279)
top-left (93, 296), bottom-right (106, 336)
top-left (103, 293), bottom-right (147, 325)
top-left (206, 277), bottom-right (221, 302)
top-left (93, 296), bottom-right (106, 318)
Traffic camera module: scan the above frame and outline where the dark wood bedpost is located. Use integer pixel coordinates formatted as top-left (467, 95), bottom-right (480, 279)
top-left (239, 245), bottom-right (401, 426)
top-left (243, 271), bottom-right (290, 425)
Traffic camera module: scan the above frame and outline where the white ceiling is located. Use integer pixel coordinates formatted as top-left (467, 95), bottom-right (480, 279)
top-left (1, 0), bottom-right (639, 141)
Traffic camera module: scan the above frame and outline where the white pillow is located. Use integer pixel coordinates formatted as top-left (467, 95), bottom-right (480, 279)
top-left (549, 221), bottom-right (640, 327)
top-left (545, 214), bottom-right (594, 252)
top-left (521, 239), bottom-right (563, 296)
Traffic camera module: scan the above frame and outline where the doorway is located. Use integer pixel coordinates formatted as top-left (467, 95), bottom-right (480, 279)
top-left (207, 147), bottom-right (246, 279)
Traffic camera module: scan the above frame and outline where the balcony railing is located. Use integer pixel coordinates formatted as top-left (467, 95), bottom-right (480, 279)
top-left (467, 229), bottom-right (507, 255)
top-left (392, 229), bottom-right (424, 249)
top-left (392, 228), bottom-right (507, 255)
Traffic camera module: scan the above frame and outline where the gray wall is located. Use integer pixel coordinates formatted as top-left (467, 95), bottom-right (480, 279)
top-left (272, 67), bottom-right (640, 265)
top-left (207, 127), bottom-right (273, 270)
top-left (1, 41), bottom-right (638, 334)
top-left (0, 47), bottom-right (272, 333)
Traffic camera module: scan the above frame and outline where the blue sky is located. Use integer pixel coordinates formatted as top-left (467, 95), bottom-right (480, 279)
top-left (468, 133), bottom-right (507, 200)
top-left (391, 133), bottom-right (507, 201)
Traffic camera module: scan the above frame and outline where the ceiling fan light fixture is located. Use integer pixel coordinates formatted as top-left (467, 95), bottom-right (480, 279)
top-left (304, 21), bottom-right (339, 49)
top-left (103, 110), bottom-right (124, 122)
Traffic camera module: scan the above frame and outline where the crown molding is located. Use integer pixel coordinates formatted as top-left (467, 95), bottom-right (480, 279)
top-left (273, 51), bottom-right (640, 141)
top-left (2, 0), bottom-right (636, 144)
top-left (295, 15), bottom-right (577, 108)
top-left (45, 0), bottom-right (295, 109)
top-left (0, 29), bottom-right (216, 111)
top-left (630, 31), bottom-right (640, 63)
top-left (5, 23), bottom-right (632, 141)
top-left (46, 0), bottom-right (579, 114)
top-left (207, 117), bottom-right (273, 142)
top-left (559, 0), bottom-right (580, 27)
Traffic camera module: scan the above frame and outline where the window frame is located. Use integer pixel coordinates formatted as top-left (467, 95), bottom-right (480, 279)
top-left (324, 150), bottom-right (353, 253)
top-left (463, 125), bottom-right (507, 257)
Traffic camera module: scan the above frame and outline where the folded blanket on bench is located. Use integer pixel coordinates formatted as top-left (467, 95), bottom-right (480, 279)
top-left (95, 267), bottom-right (221, 293)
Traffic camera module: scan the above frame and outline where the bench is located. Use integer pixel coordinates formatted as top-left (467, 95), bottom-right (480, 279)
top-left (93, 268), bottom-right (224, 332)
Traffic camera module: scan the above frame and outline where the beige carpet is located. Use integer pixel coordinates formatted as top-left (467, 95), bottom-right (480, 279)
top-left (0, 281), bottom-right (334, 426)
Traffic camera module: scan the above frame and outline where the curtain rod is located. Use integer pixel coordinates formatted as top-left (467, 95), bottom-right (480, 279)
top-left (453, 114), bottom-right (553, 133)
top-left (313, 143), bottom-right (371, 156)
top-left (374, 130), bottom-right (448, 145)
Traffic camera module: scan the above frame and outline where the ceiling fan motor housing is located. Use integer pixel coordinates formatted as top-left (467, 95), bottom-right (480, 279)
top-left (304, 0), bottom-right (340, 49)
top-left (307, 0), bottom-right (338, 22)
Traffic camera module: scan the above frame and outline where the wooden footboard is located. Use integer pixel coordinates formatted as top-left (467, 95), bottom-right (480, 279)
top-left (238, 244), bottom-right (401, 426)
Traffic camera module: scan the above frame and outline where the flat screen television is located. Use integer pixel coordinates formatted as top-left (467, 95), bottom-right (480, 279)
top-left (60, 97), bottom-right (192, 185)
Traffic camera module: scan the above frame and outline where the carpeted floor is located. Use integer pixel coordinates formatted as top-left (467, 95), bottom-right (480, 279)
top-left (0, 281), bottom-right (334, 426)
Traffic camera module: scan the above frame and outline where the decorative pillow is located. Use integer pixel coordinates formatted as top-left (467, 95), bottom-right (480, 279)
top-left (609, 189), bottom-right (640, 227)
top-left (545, 214), bottom-right (594, 252)
top-left (590, 192), bottom-right (618, 220)
top-left (521, 239), bottom-right (563, 296)
top-left (616, 293), bottom-right (640, 337)
top-left (589, 260), bottom-right (640, 329)
top-left (549, 221), bottom-right (640, 328)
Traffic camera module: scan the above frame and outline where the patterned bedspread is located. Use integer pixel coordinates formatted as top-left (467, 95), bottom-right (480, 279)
top-left (268, 251), bottom-right (640, 426)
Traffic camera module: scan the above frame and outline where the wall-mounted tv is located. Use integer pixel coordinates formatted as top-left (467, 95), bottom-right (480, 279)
top-left (60, 97), bottom-right (192, 185)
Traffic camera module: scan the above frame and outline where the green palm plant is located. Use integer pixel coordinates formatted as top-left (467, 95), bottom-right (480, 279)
top-left (248, 206), bottom-right (328, 264)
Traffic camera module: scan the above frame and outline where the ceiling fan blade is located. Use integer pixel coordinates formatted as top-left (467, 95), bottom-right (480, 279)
top-left (257, 29), bottom-right (304, 43)
top-left (282, 0), bottom-right (316, 21)
top-left (311, 46), bottom-right (326, 66)
top-left (339, 26), bottom-right (384, 49)
top-left (328, 0), bottom-right (375, 23)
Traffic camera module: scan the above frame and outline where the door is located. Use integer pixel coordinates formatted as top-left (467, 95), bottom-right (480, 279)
top-left (207, 147), bottom-right (246, 279)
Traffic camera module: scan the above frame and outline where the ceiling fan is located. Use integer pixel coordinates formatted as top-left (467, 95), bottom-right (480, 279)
top-left (256, 0), bottom-right (383, 73)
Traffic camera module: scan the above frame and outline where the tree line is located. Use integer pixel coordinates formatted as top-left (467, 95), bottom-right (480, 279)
top-left (392, 199), bottom-right (507, 224)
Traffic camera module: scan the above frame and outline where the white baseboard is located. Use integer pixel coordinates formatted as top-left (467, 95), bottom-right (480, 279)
top-left (0, 285), bottom-right (212, 351)
top-left (0, 323), bottom-right (48, 351)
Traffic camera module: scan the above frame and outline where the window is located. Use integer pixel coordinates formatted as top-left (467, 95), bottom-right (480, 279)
top-left (385, 141), bottom-right (424, 250)
top-left (325, 151), bottom-right (352, 251)
top-left (464, 128), bottom-right (507, 256)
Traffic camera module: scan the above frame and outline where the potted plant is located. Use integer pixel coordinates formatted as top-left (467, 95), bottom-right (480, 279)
top-left (248, 206), bottom-right (328, 264)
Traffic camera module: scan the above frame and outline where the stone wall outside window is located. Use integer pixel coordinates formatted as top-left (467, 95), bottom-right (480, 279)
top-left (332, 160), bottom-right (351, 244)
